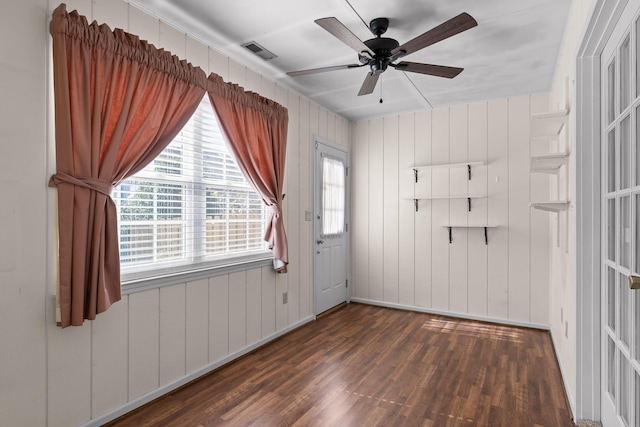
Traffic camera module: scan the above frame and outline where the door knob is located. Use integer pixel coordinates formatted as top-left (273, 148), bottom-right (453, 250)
top-left (317, 239), bottom-right (324, 245)
top-left (629, 275), bottom-right (640, 290)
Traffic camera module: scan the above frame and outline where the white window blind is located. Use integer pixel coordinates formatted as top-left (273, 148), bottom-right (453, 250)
top-left (321, 155), bottom-right (346, 236)
top-left (113, 96), bottom-right (268, 277)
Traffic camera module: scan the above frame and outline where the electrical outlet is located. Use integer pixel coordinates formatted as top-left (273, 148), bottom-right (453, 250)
top-left (282, 291), bottom-right (288, 304)
top-left (305, 210), bottom-right (312, 221)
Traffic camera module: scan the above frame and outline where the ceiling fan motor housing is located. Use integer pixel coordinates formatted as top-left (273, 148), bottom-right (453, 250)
top-left (364, 37), bottom-right (399, 74)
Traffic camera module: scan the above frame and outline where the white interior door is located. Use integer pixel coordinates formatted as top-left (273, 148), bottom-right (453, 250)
top-left (601, 2), bottom-right (640, 426)
top-left (314, 138), bottom-right (349, 315)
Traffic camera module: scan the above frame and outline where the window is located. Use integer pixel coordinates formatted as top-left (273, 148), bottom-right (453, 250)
top-left (113, 96), bottom-right (269, 279)
top-left (321, 155), bottom-right (346, 236)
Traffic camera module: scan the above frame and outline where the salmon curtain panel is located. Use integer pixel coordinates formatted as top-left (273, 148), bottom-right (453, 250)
top-left (207, 75), bottom-right (289, 272)
top-left (49, 4), bottom-right (207, 327)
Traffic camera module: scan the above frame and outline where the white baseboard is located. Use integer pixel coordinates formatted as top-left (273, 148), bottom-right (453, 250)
top-left (79, 316), bottom-right (315, 427)
top-left (550, 328), bottom-right (577, 420)
top-left (350, 298), bottom-right (551, 330)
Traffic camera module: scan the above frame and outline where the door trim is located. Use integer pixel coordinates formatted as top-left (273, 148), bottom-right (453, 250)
top-left (313, 135), bottom-right (350, 316)
top-left (576, 0), bottom-right (630, 421)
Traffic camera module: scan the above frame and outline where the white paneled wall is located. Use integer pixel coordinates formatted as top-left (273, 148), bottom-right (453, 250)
top-left (35, 1), bottom-right (351, 426)
top-left (351, 94), bottom-right (551, 326)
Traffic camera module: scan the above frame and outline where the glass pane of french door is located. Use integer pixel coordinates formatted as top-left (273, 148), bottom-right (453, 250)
top-left (602, 13), bottom-right (640, 426)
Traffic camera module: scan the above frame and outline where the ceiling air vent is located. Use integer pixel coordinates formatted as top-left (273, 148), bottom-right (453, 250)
top-left (241, 41), bottom-right (277, 61)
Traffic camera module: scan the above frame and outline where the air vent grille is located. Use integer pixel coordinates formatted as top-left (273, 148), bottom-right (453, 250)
top-left (241, 41), bottom-right (277, 61)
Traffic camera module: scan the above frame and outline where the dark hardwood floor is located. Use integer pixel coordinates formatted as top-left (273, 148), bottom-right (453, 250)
top-left (106, 303), bottom-right (575, 427)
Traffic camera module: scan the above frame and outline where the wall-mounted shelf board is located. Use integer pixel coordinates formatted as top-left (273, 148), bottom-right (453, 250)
top-left (442, 224), bottom-right (498, 244)
top-left (405, 196), bottom-right (486, 212)
top-left (412, 161), bottom-right (486, 182)
top-left (529, 201), bottom-right (570, 213)
top-left (530, 152), bottom-right (569, 173)
top-left (530, 110), bottom-right (568, 140)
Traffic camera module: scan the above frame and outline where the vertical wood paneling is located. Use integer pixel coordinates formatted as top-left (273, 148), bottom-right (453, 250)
top-left (129, 289), bottom-right (160, 399)
top-left (209, 48), bottom-right (229, 81)
top-left (228, 61), bottom-right (246, 86)
top-left (383, 116), bottom-right (399, 303)
top-left (508, 96), bottom-right (531, 322)
top-left (93, 0), bottom-right (127, 31)
top-left (368, 118), bottom-right (384, 301)
top-left (398, 113), bottom-right (415, 306)
top-left (159, 21), bottom-right (185, 58)
top-left (209, 275), bottom-right (229, 362)
top-left (47, 320), bottom-right (91, 427)
top-left (327, 112), bottom-right (337, 143)
top-left (286, 90), bottom-right (301, 324)
top-left (318, 108), bottom-right (328, 139)
top-left (185, 279), bottom-right (209, 373)
top-left (62, 0), bottom-right (92, 19)
top-left (159, 284), bottom-right (186, 386)
top-left (246, 268), bottom-right (262, 344)
top-left (487, 99), bottom-right (510, 318)
top-left (244, 68), bottom-right (261, 93)
top-left (467, 102), bottom-right (489, 316)
top-left (128, 4), bottom-right (159, 46)
top-left (308, 103), bottom-right (319, 314)
top-left (414, 111), bottom-right (432, 307)
top-left (298, 98), bottom-right (312, 318)
top-left (276, 273), bottom-right (289, 328)
top-left (228, 271), bottom-right (247, 353)
top-left (261, 266), bottom-right (276, 337)
top-left (352, 120), bottom-right (369, 299)
top-left (92, 298), bottom-right (128, 418)
top-left (529, 93), bottom-right (551, 324)
top-left (449, 105), bottom-right (469, 313)
top-left (186, 35), bottom-right (209, 72)
top-left (431, 109), bottom-right (450, 311)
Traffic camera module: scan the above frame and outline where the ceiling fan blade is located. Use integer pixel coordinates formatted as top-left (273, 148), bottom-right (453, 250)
top-left (315, 17), bottom-right (373, 55)
top-left (394, 62), bottom-right (464, 79)
top-left (287, 64), bottom-right (363, 77)
top-left (357, 72), bottom-right (380, 96)
top-left (390, 12), bottom-right (477, 61)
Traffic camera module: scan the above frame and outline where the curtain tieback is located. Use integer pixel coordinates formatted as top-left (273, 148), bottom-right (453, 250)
top-left (269, 204), bottom-right (282, 217)
top-left (49, 172), bottom-right (114, 196)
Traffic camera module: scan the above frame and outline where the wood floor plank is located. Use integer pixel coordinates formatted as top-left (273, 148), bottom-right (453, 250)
top-left (106, 303), bottom-right (575, 427)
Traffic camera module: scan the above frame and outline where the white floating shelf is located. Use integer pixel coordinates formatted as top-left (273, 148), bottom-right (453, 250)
top-left (529, 201), bottom-right (570, 212)
top-left (411, 162), bottom-right (486, 182)
top-left (531, 110), bottom-right (568, 140)
top-left (530, 152), bottom-right (569, 173)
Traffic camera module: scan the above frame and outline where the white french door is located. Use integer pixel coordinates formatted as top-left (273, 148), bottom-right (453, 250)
top-left (601, 1), bottom-right (640, 426)
top-left (314, 138), bottom-right (349, 315)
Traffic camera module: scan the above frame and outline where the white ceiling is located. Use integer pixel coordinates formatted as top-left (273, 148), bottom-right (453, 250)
top-left (130, 0), bottom-right (573, 121)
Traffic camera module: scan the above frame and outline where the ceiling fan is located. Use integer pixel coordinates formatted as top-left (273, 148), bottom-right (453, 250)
top-left (287, 13), bottom-right (478, 96)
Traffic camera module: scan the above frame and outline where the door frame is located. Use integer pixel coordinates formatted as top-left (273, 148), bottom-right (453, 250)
top-left (312, 135), bottom-right (351, 316)
top-left (576, 0), bottom-right (630, 421)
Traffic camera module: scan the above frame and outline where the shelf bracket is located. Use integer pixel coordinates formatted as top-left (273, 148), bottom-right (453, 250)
top-left (413, 168), bottom-right (418, 183)
top-left (414, 199), bottom-right (419, 212)
top-left (484, 227), bottom-right (488, 245)
top-left (468, 165), bottom-right (471, 181)
top-left (468, 197), bottom-right (472, 212)
top-left (448, 226), bottom-right (452, 244)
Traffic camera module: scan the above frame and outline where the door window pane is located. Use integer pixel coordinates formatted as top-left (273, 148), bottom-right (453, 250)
top-left (608, 267), bottom-right (616, 331)
top-left (608, 59), bottom-right (616, 124)
top-left (637, 18), bottom-right (640, 98)
top-left (636, 195), bottom-right (640, 272)
top-left (608, 334), bottom-right (617, 402)
top-left (608, 129), bottom-right (616, 192)
top-left (620, 272), bottom-right (631, 348)
top-left (635, 290), bottom-right (640, 362)
top-left (620, 353), bottom-right (630, 425)
top-left (321, 156), bottom-right (345, 236)
top-left (621, 196), bottom-right (631, 268)
top-left (620, 35), bottom-right (630, 111)
top-left (621, 116), bottom-right (630, 189)
top-left (635, 371), bottom-right (640, 427)
top-left (609, 198), bottom-right (617, 262)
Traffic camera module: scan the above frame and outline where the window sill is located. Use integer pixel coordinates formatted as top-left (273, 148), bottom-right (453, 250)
top-left (121, 253), bottom-right (273, 295)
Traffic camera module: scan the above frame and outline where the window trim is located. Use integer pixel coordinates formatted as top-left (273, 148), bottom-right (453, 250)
top-left (121, 251), bottom-right (273, 294)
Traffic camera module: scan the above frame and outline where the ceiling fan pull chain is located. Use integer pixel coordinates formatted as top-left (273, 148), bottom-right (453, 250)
top-left (379, 74), bottom-right (383, 104)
